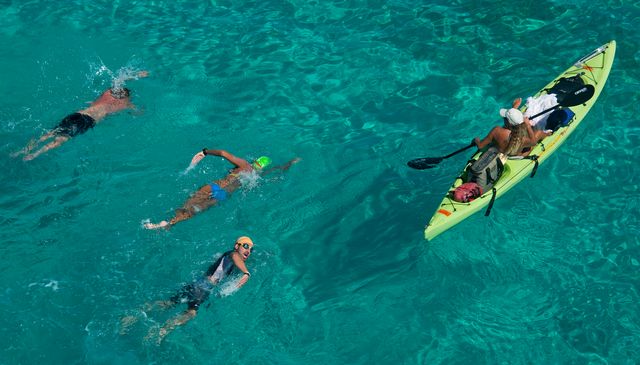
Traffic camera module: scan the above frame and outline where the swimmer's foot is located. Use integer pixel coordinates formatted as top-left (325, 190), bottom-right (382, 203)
top-left (144, 326), bottom-right (168, 345)
top-left (11, 140), bottom-right (36, 158)
top-left (143, 221), bottom-right (169, 230)
top-left (144, 326), bottom-right (159, 344)
top-left (119, 315), bottom-right (139, 335)
top-left (10, 150), bottom-right (24, 158)
top-left (157, 328), bottom-right (168, 345)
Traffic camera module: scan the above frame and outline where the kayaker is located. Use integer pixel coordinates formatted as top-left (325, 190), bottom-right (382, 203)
top-left (472, 98), bottom-right (550, 157)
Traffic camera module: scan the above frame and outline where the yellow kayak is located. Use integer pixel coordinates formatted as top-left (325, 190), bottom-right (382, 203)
top-left (424, 40), bottom-right (617, 241)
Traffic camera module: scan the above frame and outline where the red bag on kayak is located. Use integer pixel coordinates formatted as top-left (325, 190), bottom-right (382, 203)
top-left (452, 182), bottom-right (483, 202)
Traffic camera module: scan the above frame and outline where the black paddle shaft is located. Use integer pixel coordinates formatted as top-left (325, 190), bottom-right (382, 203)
top-left (407, 143), bottom-right (475, 170)
top-left (407, 84), bottom-right (595, 170)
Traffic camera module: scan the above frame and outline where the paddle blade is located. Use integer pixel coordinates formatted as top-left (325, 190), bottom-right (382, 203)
top-left (407, 157), bottom-right (442, 170)
top-left (560, 84), bottom-right (595, 107)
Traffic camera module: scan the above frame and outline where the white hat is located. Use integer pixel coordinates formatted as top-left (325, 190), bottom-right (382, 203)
top-left (499, 108), bottom-right (524, 126)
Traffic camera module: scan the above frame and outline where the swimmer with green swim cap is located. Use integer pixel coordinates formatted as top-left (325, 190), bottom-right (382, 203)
top-left (253, 156), bottom-right (272, 170)
top-left (144, 149), bottom-right (301, 230)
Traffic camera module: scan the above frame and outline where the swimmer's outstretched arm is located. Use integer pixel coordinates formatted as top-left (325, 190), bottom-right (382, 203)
top-left (262, 157), bottom-right (301, 175)
top-left (190, 148), bottom-right (250, 169)
top-left (121, 71), bottom-right (149, 82)
top-left (126, 98), bottom-right (144, 114)
top-left (109, 71), bottom-right (148, 96)
top-left (281, 157), bottom-right (301, 170)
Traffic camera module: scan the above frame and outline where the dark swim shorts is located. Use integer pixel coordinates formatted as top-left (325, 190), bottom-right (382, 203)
top-left (170, 278), bottom-right (214, 311)
top-left (54, 113), bottom-right (96, 137)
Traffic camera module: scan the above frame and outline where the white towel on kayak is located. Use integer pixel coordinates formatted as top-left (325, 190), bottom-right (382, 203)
top-left (524, 93), bottom-right (558, 130)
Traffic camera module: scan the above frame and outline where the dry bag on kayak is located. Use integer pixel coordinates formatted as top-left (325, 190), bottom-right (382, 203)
top-left (453, 182), bottom-right (483, 203)
top-left (545, 108), bottom-right (576, 131)
top-left (468, 147), bottom-right (504, 192)
top-left (452, 147), bottom-right (504, 202)
top-left (545, 75), bottom-right (585, 103)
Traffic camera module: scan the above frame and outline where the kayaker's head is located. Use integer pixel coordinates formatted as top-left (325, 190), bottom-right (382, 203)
top-left (500, 108), bottom-right (524, 128)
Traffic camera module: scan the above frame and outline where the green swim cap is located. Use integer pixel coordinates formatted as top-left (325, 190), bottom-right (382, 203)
top-left (253, 156), bottom-right (272, 169)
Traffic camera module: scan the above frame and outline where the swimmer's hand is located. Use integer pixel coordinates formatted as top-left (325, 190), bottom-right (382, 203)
top-left (236, 273), bottom-right (250, 288)
top-left (281, 157), bottom-right (301, 171)
top-left (189, 150), bottom-right (206, 168)
top-left (137, 71), bottom-right (149, 78)
top-left (130, 105), bottom-right (145, 116)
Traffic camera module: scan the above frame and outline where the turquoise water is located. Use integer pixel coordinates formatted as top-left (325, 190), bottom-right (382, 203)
top-left (1, 0), bottom-right (639, 363)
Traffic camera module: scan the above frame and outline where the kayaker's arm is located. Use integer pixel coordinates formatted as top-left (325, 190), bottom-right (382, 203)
top-left (473, 127), bottom-right (498, 150)
top-left (523, 117), bottom-right (536, 140)
top-left (512, 97), bottom-right (522, 109)
top-left (523, 117), bottom-right (552, 144)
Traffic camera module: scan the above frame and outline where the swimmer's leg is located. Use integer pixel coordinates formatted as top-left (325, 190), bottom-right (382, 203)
top-left (145, 186), bottom-right (217, 229)
top-left (152, 309), bottom-right (197, 344)
top-left (143, 300), bottom-right (175, 311)
top-left (37, 130), bottom-right (58, 143)
top-left (167, 207), bottom-right (198, 226)
top-left (120, 300), bottom-right (177, 335)
top-left (23, 135), bottom-right (69, 161)
top-left (10, 139), bottom-right (36, 158)
top-left (143, 210), bottom-right (189, 230)
top-left (120, 315), bottom-right (141, 335)
top-left (143, 220), bottom-right (170, 230)
top-left (11, 131), bottom-right (58, 158)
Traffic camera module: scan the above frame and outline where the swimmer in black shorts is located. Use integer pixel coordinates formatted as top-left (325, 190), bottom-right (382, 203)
top-left (12, 70), bottom-right (148, 161)
top-left (120, 236), bottom-right (254, 344)
top-left (54, 113), bottom-right (97, 138)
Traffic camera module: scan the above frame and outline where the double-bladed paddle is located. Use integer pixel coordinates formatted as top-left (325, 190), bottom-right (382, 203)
top-left (407, 143), bottom-right (475, 170)
top-left (407, 84), bottom-right (595, 170)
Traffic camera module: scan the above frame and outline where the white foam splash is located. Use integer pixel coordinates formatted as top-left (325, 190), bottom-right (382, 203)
top-left (44, 280), bottom-right (59, 290)
top-left (94, 64), bottom-right (113, 78)
top-left (218, 280), bottom-right (241, 297)
top-left (181, 163), bottom-right (197, 176)
top-left (237, 170), bottom-right (262, 191)
top-left (28, 279), bottom-right (60, 291)
top-left (111, 66), bottom-right (143, 91)
top-left (89, 58), bottom-right (145, 92)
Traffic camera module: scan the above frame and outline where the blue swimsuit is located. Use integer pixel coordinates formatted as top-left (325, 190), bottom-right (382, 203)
top-left (209, 183), bottom-right (228, 201)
